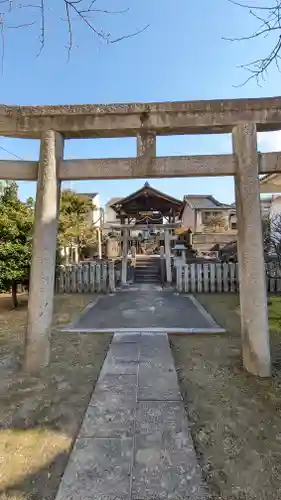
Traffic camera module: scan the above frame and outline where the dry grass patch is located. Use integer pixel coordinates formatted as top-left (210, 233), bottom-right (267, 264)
top-left (0, 293), bottom-right (112, 500)
top-left (171, 294), bottom-right (281, 500)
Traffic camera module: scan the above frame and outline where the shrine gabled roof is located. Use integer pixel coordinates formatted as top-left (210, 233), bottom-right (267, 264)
top-left (110, 182), bottom-right (183, 214)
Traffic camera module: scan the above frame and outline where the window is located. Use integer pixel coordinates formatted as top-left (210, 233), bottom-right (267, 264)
top-left (202, 211), bottom-right (223, 224)
top-left (202, 211), bottom-right (212, 224)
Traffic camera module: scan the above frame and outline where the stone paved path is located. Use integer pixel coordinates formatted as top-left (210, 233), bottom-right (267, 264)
top-left (67, 290), bottom-right (224, 333)
top-left (55, 332), bottom-right (206, 500)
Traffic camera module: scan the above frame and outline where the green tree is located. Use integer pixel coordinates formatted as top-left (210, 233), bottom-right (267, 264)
top-left (26, 196), bottom-right (35, 209)
top-left (0, 183), bottom-right (33, 308)
top-left (59, 190), bottom-right (97, 262)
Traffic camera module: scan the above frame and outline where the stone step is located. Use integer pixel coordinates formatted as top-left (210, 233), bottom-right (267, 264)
top-left (135, 271), bottom-right (159, 276)
top-left (136, 263), bottom-right (159, 267)
top-left (136, 258), bottom-right (159, 262)
top-left (135, 277), bottom-right (160, 283)
top-left (136, 267), bottom-right (159, 272)
top-left (136, 265), bottom-right (159, 267)
top-left (136, 272), bottom-right (159, 278)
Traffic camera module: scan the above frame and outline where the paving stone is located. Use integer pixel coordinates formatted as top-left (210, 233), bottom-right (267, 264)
top-left (99, 344), bottom-right (139, 375)
top-left (139, 339), bottom-right (173, 360)
top-left (90, 374), bottom-right (137, 406)
top-left (98, 338), bottom-right (140, 375)
top-left (79, 400), bottom-right (136, 438)
top-left (100, 358), bottom-right (139, 376)
top-left (140, 332), bottom-right (168, 342)
top-left (135, 401), bottom-right (190, 436)
top-left (132, 434), bottom-right (206, 500)
top-left (112, 332), bottom-right (141, 343)
top-left (107, 342), bottom-right (139, 361)
top-left (139, 345), bottom-right (173, 362)
top-left (137, 371), bottom-right (182, 401)
top-left (55, 437), bottom-right (132, 500)
top-left (140, 334), bottom-right (170, 348)
top-left (139, 358), bottom-right (175, 372)
top-left (72, 291), bottom-right (220, 331)
top-left (104, 360), bottom-right (139, 375)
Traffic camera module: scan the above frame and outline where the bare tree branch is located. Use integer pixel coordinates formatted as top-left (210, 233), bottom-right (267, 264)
top-left (0, 16), bottom-right (4, 75)
top-left (0, 0), bottom-right (149, 67)
top-left (225, 0), bottom-right (281, 85)
top-left (37, 0), bottom-right (44, 56)
top-left (65, 0), bottom-right (72, 61)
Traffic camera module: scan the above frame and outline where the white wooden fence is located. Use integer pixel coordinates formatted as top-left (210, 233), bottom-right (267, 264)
top-left (56, 261), bottom-right (121, 293)
top-left (176, 262), bottom-right (281, 293)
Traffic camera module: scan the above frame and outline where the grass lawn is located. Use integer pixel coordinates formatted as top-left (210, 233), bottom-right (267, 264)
top-left (170, 294), bottom-right (281, 500)
top-left (0, 293), bottom-right (112, 500)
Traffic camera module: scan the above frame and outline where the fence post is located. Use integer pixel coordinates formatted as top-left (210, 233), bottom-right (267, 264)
top-left (96, 263), bottom-right (101, 293)
top-left (57, 265), bottom-right (65, 293)
top-left (190, 264), bottom-right (196, 293)
top-left (121, 256), bottom-right (127, 285)
top-left (216, 263), bottom-right (222, 293)
top-left (102, 262), bottom-right (108, 293)
top-left (77, 265), bottom-right (83, 293)
top-left (108, 261), bottom-right (116, 293)
top-left (210, 263), bottom-right (215, 293)
top-left (71, 265), bottom-right (78, 293)
top-left (65, 265), bottom-right (71, 293)
top-left (176, 265), bottom-right (183, 292)
top-left (160, 245), bottom-right (165, 284)
top-left (203, 264), bottom-right (209, 293)
top-left (184, 265), bottom-right (189, 293)
top-left (83, 264), bottom-right (90, 292)
top-left (223, 263), bottom-right (229, 292)
top-left (196, 264), bottom-right (202, 293)
top-left (90, 262), bottom-right (96, 293)
top-left (230, 263), bottom-right (236, 292)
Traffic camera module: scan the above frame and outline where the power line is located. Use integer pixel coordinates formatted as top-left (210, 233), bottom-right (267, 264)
top-left (0, 145), bottom-right (24, 160)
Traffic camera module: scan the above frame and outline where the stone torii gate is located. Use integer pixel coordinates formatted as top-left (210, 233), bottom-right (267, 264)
top-left (1, 97), bottom-right (281, 376)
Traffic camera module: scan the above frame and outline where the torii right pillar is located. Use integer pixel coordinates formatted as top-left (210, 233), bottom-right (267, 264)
top-left (232, 123), bottom-right (271, 377)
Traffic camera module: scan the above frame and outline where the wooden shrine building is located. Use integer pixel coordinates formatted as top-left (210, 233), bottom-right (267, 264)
top-left (110, 182), bottom-right (183, 226)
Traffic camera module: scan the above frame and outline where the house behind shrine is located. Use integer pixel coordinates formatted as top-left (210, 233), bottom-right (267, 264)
top-left (180, 195), bottom-right (236, 233)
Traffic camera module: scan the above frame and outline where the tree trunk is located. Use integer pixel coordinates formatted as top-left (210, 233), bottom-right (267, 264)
top-left (11, 282), bottom-right (18, 309)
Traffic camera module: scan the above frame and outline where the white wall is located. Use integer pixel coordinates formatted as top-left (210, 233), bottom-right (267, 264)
top-left (92, 194), bottom-right (101, 228)
top-left (104, 204), bottom-right (118, 225)
top-left (83, 194), bottom-right (102, 228)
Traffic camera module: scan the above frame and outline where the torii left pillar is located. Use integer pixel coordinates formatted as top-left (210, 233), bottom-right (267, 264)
top-left (25, 131), bottom-right (64, 373)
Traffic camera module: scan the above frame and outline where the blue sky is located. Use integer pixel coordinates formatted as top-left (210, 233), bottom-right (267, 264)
top-left (0, 0), bottom-right (280, 206)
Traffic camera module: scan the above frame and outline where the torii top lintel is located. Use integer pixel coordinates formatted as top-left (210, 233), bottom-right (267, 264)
top-left (1, 96), bottom-right (281, 138)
